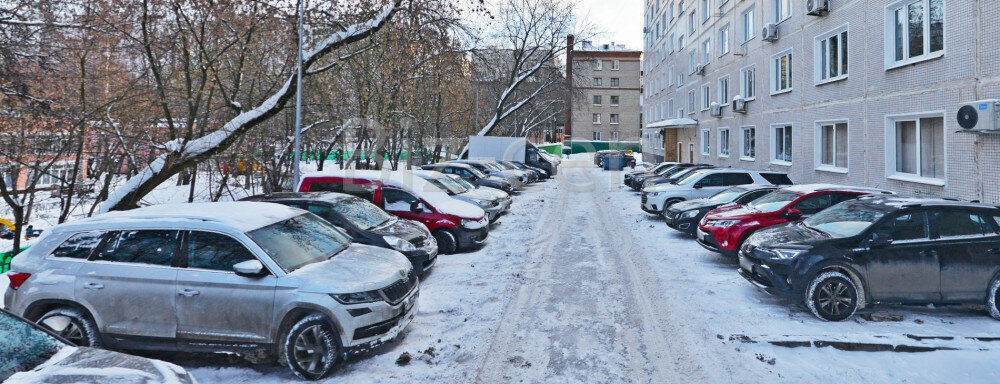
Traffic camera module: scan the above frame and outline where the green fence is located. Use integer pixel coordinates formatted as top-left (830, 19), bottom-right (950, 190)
top-left (535, 143), bottom-right (563, 156)
top-left (564, 141), bottom-right (642, 154)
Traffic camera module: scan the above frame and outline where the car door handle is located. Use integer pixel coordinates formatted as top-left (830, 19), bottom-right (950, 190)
top-left (178, 289), bottom-right (200, 297)
top-left (919, 250), bottom-right (938, 258)
top-left (83, 282), bottom-right (103, 290)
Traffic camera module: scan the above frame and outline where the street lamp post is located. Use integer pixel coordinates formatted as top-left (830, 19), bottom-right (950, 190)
top-left (293, 0), bottom-right (305, 189)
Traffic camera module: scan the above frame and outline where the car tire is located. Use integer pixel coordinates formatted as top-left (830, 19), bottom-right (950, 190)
top-left (987, 277), bottom-right (1000, 320)
top-left (283, 314), bottom-right (341, 380)
top-left (37, 307), bottom-right (102, 347)
top-left (433, 229), bottom-right (458, 254)
top-left (805, 271), bottom-right (860, 322)
top-left (661, 199), bottom-right (683, 214)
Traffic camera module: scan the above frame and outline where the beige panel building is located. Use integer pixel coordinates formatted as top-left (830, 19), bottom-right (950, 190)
top-left (566, 39), bottom-right (643, 143)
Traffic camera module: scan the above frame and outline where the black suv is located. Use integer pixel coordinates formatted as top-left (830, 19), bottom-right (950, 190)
top-left (664, 185), bottom-right (779, 236)
top-left (638, 164), bottom-right (714, 191)
top-left (624, 162), bottom-right (677, 189)
top-left (243, 192), bottom-right (439, 274)
top-left (739, 196), bottom-right (1000, 321)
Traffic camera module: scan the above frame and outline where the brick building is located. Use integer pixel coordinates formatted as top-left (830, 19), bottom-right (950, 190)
top-left (566, 38), bottom-right (643, 142)
top-left (642, 0), bottom-right (1000, 202)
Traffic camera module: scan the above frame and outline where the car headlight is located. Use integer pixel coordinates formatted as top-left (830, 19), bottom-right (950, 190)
top-left (461, 218), bottom-right (488, 229)
top-left (768, 248), bottom-right (807, 259)
top-left (705, 219), bottom-right (742, 227)
top-left (330, 290), bottom-right (382, 304)
top-left (383, 235), bottom-right (417, 252)
top-left (475, 199), bottom-right (492, 208)
top-left (680, 210), bottom-right (699, 219)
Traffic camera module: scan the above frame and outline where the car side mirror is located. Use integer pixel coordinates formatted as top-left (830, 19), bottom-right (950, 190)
top-left (869, 231), bottom-right (893, 249)
top-left (410, 201), bottom-right (425, 213)
top-left (693, 183), bottom-right (704, 189)
top-left (234, 259), bottom-right (267, 278)
top-left (783, 208), bottom-right (803, 220)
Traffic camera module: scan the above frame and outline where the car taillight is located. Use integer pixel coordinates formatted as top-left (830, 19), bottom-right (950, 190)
top-left (7, 272), bottom-right (31, 290)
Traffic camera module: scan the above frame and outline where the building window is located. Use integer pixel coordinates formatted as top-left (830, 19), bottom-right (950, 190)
top-left (772, 0), bottom-right (790, 23)
top-left (887, 114), bottom-right (945, 183)
top-left (770, 49), bottom-right (793, 94)
top-left (718, 24), bottom-right (730, 55)
top-left (701, 0), bottom-right (711, 21)
top-left (594, 78), bottom-right (603, 87)
top-left (611, 131), bottom-right (619, 140)
top-left (668, 99), bottom-right (675, 115)
top-left (718, 128), bottom-right (731, 157)
top-left (816, 121), bottom-right (849, 171)
top-left (593, 113), bottom-right (602, 124)
top-left (740, 126), bottom-right (756, 160)
top-left (771, 124), bottom-right (793, 164)
top-left (886, 0), bottom-right (944, 68)
top-left (610, 114), bottom-right (620, 125)
top-left (688, 11), bottom-right (696, 34)
top-left (816, 26), bottom-right (849, 84)
top-left (701, 83), bottom-right (711, 110)
top-left (677, 70), bottom-right (685, 85)
top-left (611, 78), bottom-right (620, 87)
top-left (688, 90), bottom-right (696, 114)
top-left (740, 64), bottom-right (756, 99)
top-left (31, 162), bottom-right (72, 187)
top-left (688, 51), bottom-right (697, 73)
top-left (718, 75), bottom-right (730, 105)
top-left (593, 131), bottom-right (602, 140)
top-left (593, 95), bottom-right (602, 106)
top-left (702, 39), bottom-right (711, 64)
top-left (610, 95), bottom-right (620, 106)
top-left (612, 60), bottom-right (620, 70)
top-left (701, 129), bottom-right (711, 155)
top-left (741, 6), bottom-right (755, 43)
top-left (678, 107), bottom-right (685, 118)
top-left (594, 60), bottom-right (603, 70)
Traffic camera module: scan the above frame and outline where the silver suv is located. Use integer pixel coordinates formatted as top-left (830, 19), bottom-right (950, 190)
top-left (3, 202), bottom-right (419, 380)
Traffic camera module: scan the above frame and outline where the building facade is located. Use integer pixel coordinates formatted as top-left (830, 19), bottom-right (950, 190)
top-left (567, 39), bottom-right (643, 143)
top-left (642, 0), bottom-right (1000, 202)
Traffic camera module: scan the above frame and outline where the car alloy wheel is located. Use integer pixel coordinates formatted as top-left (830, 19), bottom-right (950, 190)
top-left (284, 314), bottom-right (340, 380)
top-left (987, 278), bottom-right (1000, 320)
top-left (806, 271), bottom-right (859, 322)
top-left (433, 229), bottom-right (458, 254)
top-left (37, 308), bottom-right (102, 347)
top-left (293, 325), bottom-right (330, 375)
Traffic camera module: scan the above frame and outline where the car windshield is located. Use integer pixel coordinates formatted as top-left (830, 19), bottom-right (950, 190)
top-left (428, 176), bottom-right (469, 195)
top-left (653, 163), bottom-right (673, 172)
top-left (450, 176), bottom-right (477, 190)
top-left (709, 186), bottom-right (749, 202)
top-left (482, 162), bottom-right (504, 171)
top-left (673, 170), bottom-right (704, 185)
top-left (657, 165), bottom-right (681, 176)
top-left (802, 201), bottom-right (893, 238)
top-left (749, 191), bottom-right (801, 213)
top-left (247, 213), bottom-right (351, 272)
top-left (329, 198), bottom-right (396, 230)
top-left (464, 166), bottom-right (488, 178)
top-left (0, 311), bottom-right (65, 381)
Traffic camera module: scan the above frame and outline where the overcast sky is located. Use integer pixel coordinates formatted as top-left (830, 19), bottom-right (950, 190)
top-left (575, 0), bottom-right (644, 51)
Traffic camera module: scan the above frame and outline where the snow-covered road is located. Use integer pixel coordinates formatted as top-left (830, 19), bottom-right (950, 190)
top-left (164, 158), bottom-right (1000, 383)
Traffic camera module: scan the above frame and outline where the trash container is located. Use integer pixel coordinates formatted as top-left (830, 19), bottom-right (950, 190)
top-left (603, 153), bottom-right (625, 170)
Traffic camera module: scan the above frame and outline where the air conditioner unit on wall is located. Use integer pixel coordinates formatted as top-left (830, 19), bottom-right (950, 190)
top-left (710, 102), bottom-right (723, 117)
top-left (957, 100), bottom-right (1000, 133)
top-left (732, 96), bottom-right (747, 113)
top-left (762, 23), bottom-right (780, 42)
top-left (806, 0), bottom-right (830, 16)
top-left (695, 64), bottom-right (706, 75)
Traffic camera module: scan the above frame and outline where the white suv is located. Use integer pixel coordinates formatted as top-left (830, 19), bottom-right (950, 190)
top-left (641, 169), bottom-right (791, 214)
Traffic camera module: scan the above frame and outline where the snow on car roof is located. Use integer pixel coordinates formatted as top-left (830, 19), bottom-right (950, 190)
top-left (91, 202), bottom-right (302, 232)
top-left (781, 183), bottom-right (893, 195)
top-left (300, 169), bottom-right (486, 219)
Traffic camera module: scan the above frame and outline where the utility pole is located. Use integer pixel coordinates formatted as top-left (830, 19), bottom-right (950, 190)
top-left (293, 0), bottom-right (305, 189)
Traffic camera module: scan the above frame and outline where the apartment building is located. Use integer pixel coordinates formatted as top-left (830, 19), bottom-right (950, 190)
top-left (566, 37), bottom-right (643, 142)
top-left (641, 0), bottom-right (1000, 202)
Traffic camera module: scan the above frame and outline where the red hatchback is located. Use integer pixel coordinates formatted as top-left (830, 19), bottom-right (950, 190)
top-left (696, 184), bottom-right (893, 257)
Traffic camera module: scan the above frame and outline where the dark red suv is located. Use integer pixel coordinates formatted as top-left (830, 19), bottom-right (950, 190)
top-left (696, 184), bottom-right (893, 257)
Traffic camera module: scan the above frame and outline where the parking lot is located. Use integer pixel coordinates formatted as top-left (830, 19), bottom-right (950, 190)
top-left (118, 157), bottom-right (997, 383)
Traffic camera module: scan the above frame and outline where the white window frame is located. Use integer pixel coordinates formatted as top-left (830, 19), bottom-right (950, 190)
top-left (814, 24), bottom-right (850, 85)
top-left (594, 77), bottom-right (603, 87)
top-left (770, 48), bottom-right (793, 95)
top-left (740, 64), bottom-right (756, 100)
top-left (701, 128), bottom-right (711, 156)
top-left (702, 38), bottom-right (712, 64)
top-left (688, 89), bottom-right (696, 114)
top-left (884, 0), bottom-right (946, 70)
top-left (718, 127), bottom-right (731, 157)
top-left (717, 75), bottom-right (730, 106)
top-left (770, 123), bottom-right (793, 166)
top-left (718, 24), bottom-right (730, 56)
top-left (610, 114), bottom-right (620, 125)
top-left (593, 113), bottom-right (602, 124)
top-left (772, 0), bottom-right (791, 24)
top-left (610, 95), bottom-right (620, 106)
top-left (594, 60), bottom-right (603, 71)
top-left (813, 119), bottom-right (850, 173)
top-left (740, 126), bottom-right (756, 161)
top-left (611, 77), bottom-right (620, 88)
top-left (593, 95), bottom-right (602, 106)
top-left (701, 0), bottom-right (711, 21)
top-left (741, 5), bottom-right (756, 43)
top-left (593, 131), bottom-right (602, 140)
top-left (701, 83), bottom-right (711, 111)
top-left (688, 11), bottom-right (697, 34)
top-left (883, 111), bottom-right (947, 186)
top-left (612, 60), bottom-right (621, 70)
top-left (688, 51), bottom-right (697, 74)
top-left (677, 108), bottom-right (685, 118)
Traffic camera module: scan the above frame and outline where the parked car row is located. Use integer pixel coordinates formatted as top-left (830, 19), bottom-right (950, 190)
top-left (3, 158), bottom-right (552, 380)
top-left (626, 162), bottom-right (1000, 323)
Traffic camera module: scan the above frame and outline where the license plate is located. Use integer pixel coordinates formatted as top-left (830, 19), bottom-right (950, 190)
top-left (739, 256), bottom-right (754, 272)
top-left (698, 230), bottom-right (708, 242)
